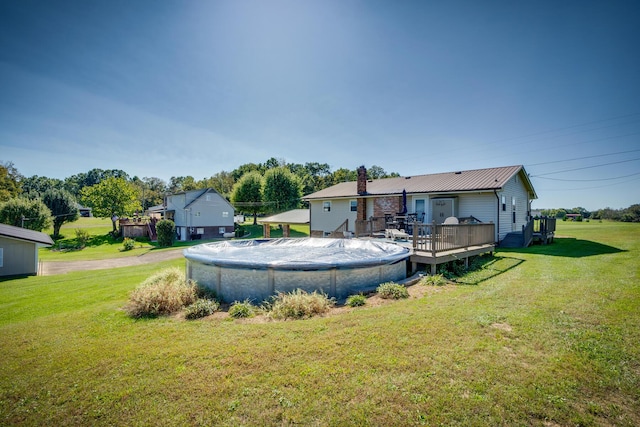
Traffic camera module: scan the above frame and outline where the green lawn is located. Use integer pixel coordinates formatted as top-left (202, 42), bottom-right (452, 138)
top-left (1, 221), bottom-right (638, 426)
top-left (40, 218), bottom-right (310, 261)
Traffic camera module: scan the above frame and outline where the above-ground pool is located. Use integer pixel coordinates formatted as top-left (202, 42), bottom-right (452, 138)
top-left (184, 238), bottom-right (410, 303)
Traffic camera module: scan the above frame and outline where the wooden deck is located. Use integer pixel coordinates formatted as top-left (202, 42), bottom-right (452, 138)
top-left (353, 218), bottom-right (497, 274)
top-left (410, 222), bottom-right (496, 274)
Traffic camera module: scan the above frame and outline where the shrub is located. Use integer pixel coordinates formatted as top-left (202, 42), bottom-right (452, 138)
top-left (156, 219), bottom-right (176, 247)
top-left (266, 289), bottom-right (334, 320)
top-left (196, 285), bottom-right (217, 301)
top-left (75, 228), bottom-right (90, 248)
top-left (122, 237), bottom-right (136, 251)
top-left (184, 299), bottom-right (220, 320)
top-left (437, 259), bottom-right (467, 279)
top-left (228, 300), bottom-right (255, 318)
top-left (125, 268), bottom-right (198, 318)
top-left (346, 294), bottom-right (366, 307)
top-left (420, 274), bottom-right (447, 286)
top-left (377, 282), bottom-right (409, 299)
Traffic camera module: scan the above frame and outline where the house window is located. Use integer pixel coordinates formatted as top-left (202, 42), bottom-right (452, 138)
top-left (323, 201), bottom-right (331, 212)
top-left (219, 227), bottom-right (226, 234)
top-left (512, 197), bottom-right (517, 223)
top-left (197, 228), bottom-right (204, 234)
top-left (206, 195), bottom-right (212, 201)
top-left (350, 200), bottom-right (357, 212)
top-left (501, 195), bottom-right (506, 211)
top-left (222, 211), bottom-right (229, 217)
top-left (0, 248), bottom-right (3, 267)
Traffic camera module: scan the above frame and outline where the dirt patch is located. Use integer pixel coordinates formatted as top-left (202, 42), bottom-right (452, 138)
top-left (491, 322), bottom-right (513, 332)
top-left (193, 280), bottom-right (456, 323)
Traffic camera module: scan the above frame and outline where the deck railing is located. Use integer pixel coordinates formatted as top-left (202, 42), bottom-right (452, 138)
top-left (412, 221), bottom-right (496, 255)
top-left (533, 216), bottom-right (556, 234)
top-left (355, 217), bottom-right (386, 237)
top-left (328, 218), bottom-right (349, 238)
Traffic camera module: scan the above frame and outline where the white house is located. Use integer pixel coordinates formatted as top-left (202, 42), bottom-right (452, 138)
top-left (164, 188), bottom-right (235, 241)
top-left (303, 165), bottom-right (537, 244)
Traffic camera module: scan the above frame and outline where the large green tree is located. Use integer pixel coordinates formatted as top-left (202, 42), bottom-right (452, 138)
top-left (231, 162), bottom-right (262, 181)
top-left (330, 168), bottom-right (358, 185)
top-left (42, 188), bottom-right (80, 239)
top-left (168, 176), bottom-right (198, 193)
top-left (263, 167), bottom-right (302, 213)
top-left (0, 197), bottom-right (52, 231)
top-left (199, 171), bottom-right (235, 199)
top-left (80, 177), bottom-right (141, 234)
top-left (230, 172), bottom-right (264, 225)
top-left (131, 176), bottom-right (167, 211)
top-left (20, 175), bottom-right (64, 198)
top-left (64, 168), bottom-right (129, 199)
top-left (0, 161), bottom-right (22, 202)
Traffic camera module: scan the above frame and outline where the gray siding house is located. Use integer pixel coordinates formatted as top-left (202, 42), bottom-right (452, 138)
top-left (164, 188), bottom-right (235, 241)
top-left (303, 165), bottom-right (537, 243)
top-left (0, 223), bottom-right (54, 277)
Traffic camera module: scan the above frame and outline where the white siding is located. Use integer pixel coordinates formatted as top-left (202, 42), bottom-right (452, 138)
top-left (496, 173), bottom-right (530, 240)
top-left (310, 199), bottom-right (357, 234)
top-left (458, 192), bottom-right (497, 224)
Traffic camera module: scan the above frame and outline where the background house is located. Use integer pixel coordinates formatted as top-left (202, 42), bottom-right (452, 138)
top-left (303, 165), bottom-right (537, 244)
top-left (0, 223), bottom-right (54, 277)
top-left (164, 188), bottom-right (234, 241)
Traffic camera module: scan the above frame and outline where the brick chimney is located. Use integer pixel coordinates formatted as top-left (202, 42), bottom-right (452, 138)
top-left (357, 166), bottom-right (367, 221)
top-left (357, 166), bottom-right (367, 195)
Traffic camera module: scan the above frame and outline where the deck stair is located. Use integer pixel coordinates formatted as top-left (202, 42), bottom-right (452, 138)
top-left (328, 219), bottom-right (349, 238)
top-left (500, 231), bottom-right (525, 248)
top-left (147, 221), bottom-right (158, 241)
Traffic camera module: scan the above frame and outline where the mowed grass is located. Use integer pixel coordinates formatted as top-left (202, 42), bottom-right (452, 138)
top-left (40, 218), bottom-right (310, 261)
top-left (1, 221), bottom-right (639, 426)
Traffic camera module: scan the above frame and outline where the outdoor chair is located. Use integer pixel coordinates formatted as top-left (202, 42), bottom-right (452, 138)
top-left (443, 216), bottom-right (459, 225)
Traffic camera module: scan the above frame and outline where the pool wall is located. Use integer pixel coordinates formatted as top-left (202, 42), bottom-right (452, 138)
top-left (186, 258), bottom-right (407, 303)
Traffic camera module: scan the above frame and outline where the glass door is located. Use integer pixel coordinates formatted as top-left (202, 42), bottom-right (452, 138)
top-left (414, 199), bottom-right (426, 222)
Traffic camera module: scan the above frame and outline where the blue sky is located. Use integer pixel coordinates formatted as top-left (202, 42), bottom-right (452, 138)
top-left (1, 0), bottom-right (639, 210)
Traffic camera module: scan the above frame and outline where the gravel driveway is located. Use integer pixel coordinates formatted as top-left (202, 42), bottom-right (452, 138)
top-left (39, 248), bottom-right (185, 275)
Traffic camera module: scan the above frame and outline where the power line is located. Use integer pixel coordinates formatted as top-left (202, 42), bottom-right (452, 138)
top-left (533, 171), bottom-right (640, 182)
top-left (536, 175), bottom-right (640, 192)
top-left (530, 157), bottom-right (640, 177)
top-left (525, 149), bottom-right (640, 167)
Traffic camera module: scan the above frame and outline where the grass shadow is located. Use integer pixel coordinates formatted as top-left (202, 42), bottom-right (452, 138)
top-left (454, 255), bottom-right (525, 286)
top-left (500, 237), bottom-right (625, 258)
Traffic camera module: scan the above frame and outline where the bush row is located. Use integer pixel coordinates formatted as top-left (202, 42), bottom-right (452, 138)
top-left (126, 269), bottom-right (456, 320)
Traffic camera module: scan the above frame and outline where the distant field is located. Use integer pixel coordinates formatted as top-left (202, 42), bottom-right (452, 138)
top-left (1, 221), bottom-right (638, 426)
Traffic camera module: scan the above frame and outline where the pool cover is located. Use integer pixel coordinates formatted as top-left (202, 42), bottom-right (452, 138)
top-left (183, 238), bottom-right (410, 270)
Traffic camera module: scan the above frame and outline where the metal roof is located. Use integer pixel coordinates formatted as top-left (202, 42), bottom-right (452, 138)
top-left (0, 223), bottom-right (54, 246)
top-left (304, 165), bottom-right (536, 200)
top-left (258, 209), bottom-right (310, 225)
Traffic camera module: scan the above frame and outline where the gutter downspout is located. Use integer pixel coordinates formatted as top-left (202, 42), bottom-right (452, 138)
top-left (494, 190), bottom-right (500, 244)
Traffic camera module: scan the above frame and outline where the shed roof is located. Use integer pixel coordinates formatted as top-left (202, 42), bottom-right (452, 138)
top-left (258, 209), bottom-right (310, 225)
top-left (0, 223), bottom-right (54, 246)
top-left (304, 165), bottom-right (536, 200)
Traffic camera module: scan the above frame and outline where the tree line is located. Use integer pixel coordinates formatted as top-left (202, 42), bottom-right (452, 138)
top-left (539, 205), bottom-right (640, 222)
top-left (0, 159), bottom-right (399, 234)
